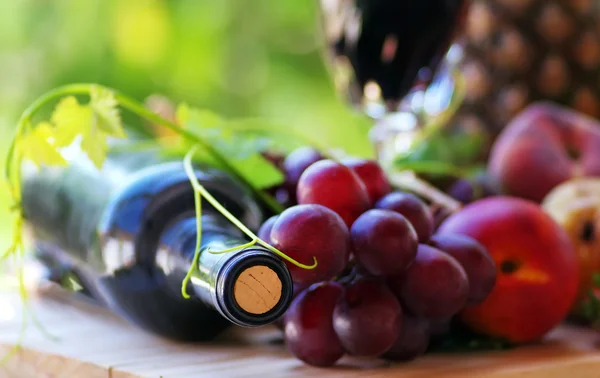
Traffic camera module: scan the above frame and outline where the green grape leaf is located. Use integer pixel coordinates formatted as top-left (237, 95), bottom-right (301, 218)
top-left (81, 127), bottom-right (109, 169)
top-left (207, 132), bottom-right (270, 160)
top-left (395, 160), bottom-right (471, 178)
top-left (90, 86), bottom-right (126, 138)
top-left (175, 103), bottom-right (190, 125)
top-left (449, 131), bottom-right (485, 164)
top-left (398, 127), bottom-right (484, 163)
top-left (229, 154), bottom-right (284, 189)
top-left (19, 122), bottom-right (68, 167)
top-left (180, 105), bottom-right (224, 131)
top-left (176, 103), bottom-right (285, 189)
top-left (51, 96), bottom-right (93, 147)
top-left (395, 129), bottom-right (486, 179)
top-left (226, 118), bottom-right (312, 152)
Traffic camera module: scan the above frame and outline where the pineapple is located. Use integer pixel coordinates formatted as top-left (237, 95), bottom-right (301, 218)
top-left (456, 0), bottom-right (600, 139)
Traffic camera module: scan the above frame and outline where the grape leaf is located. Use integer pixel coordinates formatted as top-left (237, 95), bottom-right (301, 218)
top-left (175, 103), bottom-right (285, 189)
top-left (19, 122), bottom-right (67, 167)
top-left (185, 115), bottom-right (272, 159)
top-left (51, 96), bottom-right (93, 147)
top-left (175, 103), bottom-right (190, 125)
top-left (177, 104), bottom-right (223, 131)
top-left (81, 126), bottom-right (109, 169)
top-left (47, 91), bottom-right (126, 169)
top-left (226, 118), bottom-right (307, 152)
top-left (229, 154), bottom-right (285, 189)
top-left (90, 86), bottom-right (126, 138)
top-left (395, 130), bottom-right (485, 179)
top-left (400, 128), bottom-right (484, 163)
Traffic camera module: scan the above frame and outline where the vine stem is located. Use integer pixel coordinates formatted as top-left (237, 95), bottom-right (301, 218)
top-left (183, 147), bottom-right (317, 270)
top-left (180, 187), bottom-right (203, 300)
top-left (207, 240), bottom-right (256, 255)
top-left (114, 93), bottom-right (284, 214)
top-left (1, 83), bottom-right (286, 349)
top-left (388, 171), bottom-right (462, 213)
top-left (4, 83), bottom-right (284, 216)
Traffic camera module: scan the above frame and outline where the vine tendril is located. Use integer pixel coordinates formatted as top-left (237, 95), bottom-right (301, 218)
top-left (0, 83), bottom-right (288, 352)
top-left (180, 146), bottom-right (317, 298)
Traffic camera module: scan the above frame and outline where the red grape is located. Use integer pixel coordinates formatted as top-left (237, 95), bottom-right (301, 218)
top-left (342, 158), bottom-right (391, 205)
top-left (350, 209), bottom-right (418, 277)
top-left (297, 160), bottom-right (371, 228)
top-left (429, 233), bottom-right (497, 305)
top-left (389, 244), bottom-right (469, 319)
top-left (270, 204), bottom-right (350, 285)
top-left (375, 192), bottom-right (434, 242)
top-left (262, 151), bottom-right (291, 206)
top-left (257, 215), bottom-right (278, 244)
top-left (333, 278), bottom-right (402, 356)
top-left (284, 282), bottom-right (345, 367)
top-left (283, 147), bottom-right (324, 201)
top-left (447, 179), bottom-right (476, 205)
top-left (275, 282), bottom-right (309, 331)
top-left (382, 314), bottom-right (430, 362)
top-left (429, 317), bottom-right (452, 339)
top-left (447, 174), bottom-right (500, 205)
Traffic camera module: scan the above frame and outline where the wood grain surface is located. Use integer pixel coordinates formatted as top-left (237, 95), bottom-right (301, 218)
top-left (1, 286), bottom-right (600, 378)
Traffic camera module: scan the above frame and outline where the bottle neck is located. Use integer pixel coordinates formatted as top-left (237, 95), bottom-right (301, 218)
top-left (157, 212), bottom-right (293, 328)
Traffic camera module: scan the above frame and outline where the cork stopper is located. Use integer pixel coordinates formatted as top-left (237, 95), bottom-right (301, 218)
top-left (233, 265), bottom-right (282, 315)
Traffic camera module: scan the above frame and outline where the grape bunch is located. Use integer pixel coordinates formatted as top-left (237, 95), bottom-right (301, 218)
top-left (258, 148), bottom-right (497, 367)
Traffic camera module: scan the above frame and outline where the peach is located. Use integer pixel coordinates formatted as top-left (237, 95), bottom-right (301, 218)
top-left (488, 102), bottom-right (600, 203)
top-left (438, 196), bottom-right (579, 344)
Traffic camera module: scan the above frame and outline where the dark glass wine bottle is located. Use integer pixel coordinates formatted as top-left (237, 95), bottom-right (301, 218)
top-left (21, 147), bottom-right (293, 341)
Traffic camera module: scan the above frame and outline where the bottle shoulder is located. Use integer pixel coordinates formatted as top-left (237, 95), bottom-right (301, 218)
top-left (98, 162), bottom-right (263, 256)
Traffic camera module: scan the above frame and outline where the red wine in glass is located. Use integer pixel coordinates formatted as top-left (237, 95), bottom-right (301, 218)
top-left (321, 0), bottom-right (470, 111)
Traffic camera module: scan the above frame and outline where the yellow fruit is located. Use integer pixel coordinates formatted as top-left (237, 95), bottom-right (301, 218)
top-left (542, 178), bottom-right (600, 310)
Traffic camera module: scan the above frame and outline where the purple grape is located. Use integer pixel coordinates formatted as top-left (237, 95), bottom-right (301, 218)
top-left (333, 278), bottom-right (402, 356)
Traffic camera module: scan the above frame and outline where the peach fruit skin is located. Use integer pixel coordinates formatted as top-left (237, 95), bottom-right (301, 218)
top-left (488, 102), bottom-right (600, 203)
top-left (438, 196), bottom-right (580, 344)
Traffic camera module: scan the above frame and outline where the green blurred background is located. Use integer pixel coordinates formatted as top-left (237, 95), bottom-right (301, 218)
top-left (0, 0), bottom-right (373, 247)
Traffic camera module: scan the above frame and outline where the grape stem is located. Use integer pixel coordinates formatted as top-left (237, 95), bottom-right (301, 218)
top-left (180, 185), bottom-right (204, 300)
top-left (388, 170), bottom-right (462, 214)
top-left (116, 91), bottom-right (284, 214)
top-left (181, 147), bottom-right (317, 285)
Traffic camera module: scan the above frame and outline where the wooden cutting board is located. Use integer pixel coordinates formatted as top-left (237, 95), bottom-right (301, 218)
top-left (1, 286), bottom-right (600, 378)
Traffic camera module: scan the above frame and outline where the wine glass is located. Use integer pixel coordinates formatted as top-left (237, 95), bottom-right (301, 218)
top-left (319, 0), bottom-right (469, 111)
top-left (318, 0), bottom-right (471, 211)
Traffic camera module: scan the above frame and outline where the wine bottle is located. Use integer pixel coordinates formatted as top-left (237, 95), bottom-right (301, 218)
top-left (21, 147), bottom-right (293, 341)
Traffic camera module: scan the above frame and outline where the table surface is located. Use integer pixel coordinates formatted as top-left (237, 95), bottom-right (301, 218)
top-left (1, 286), bottom-right (600, 378)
